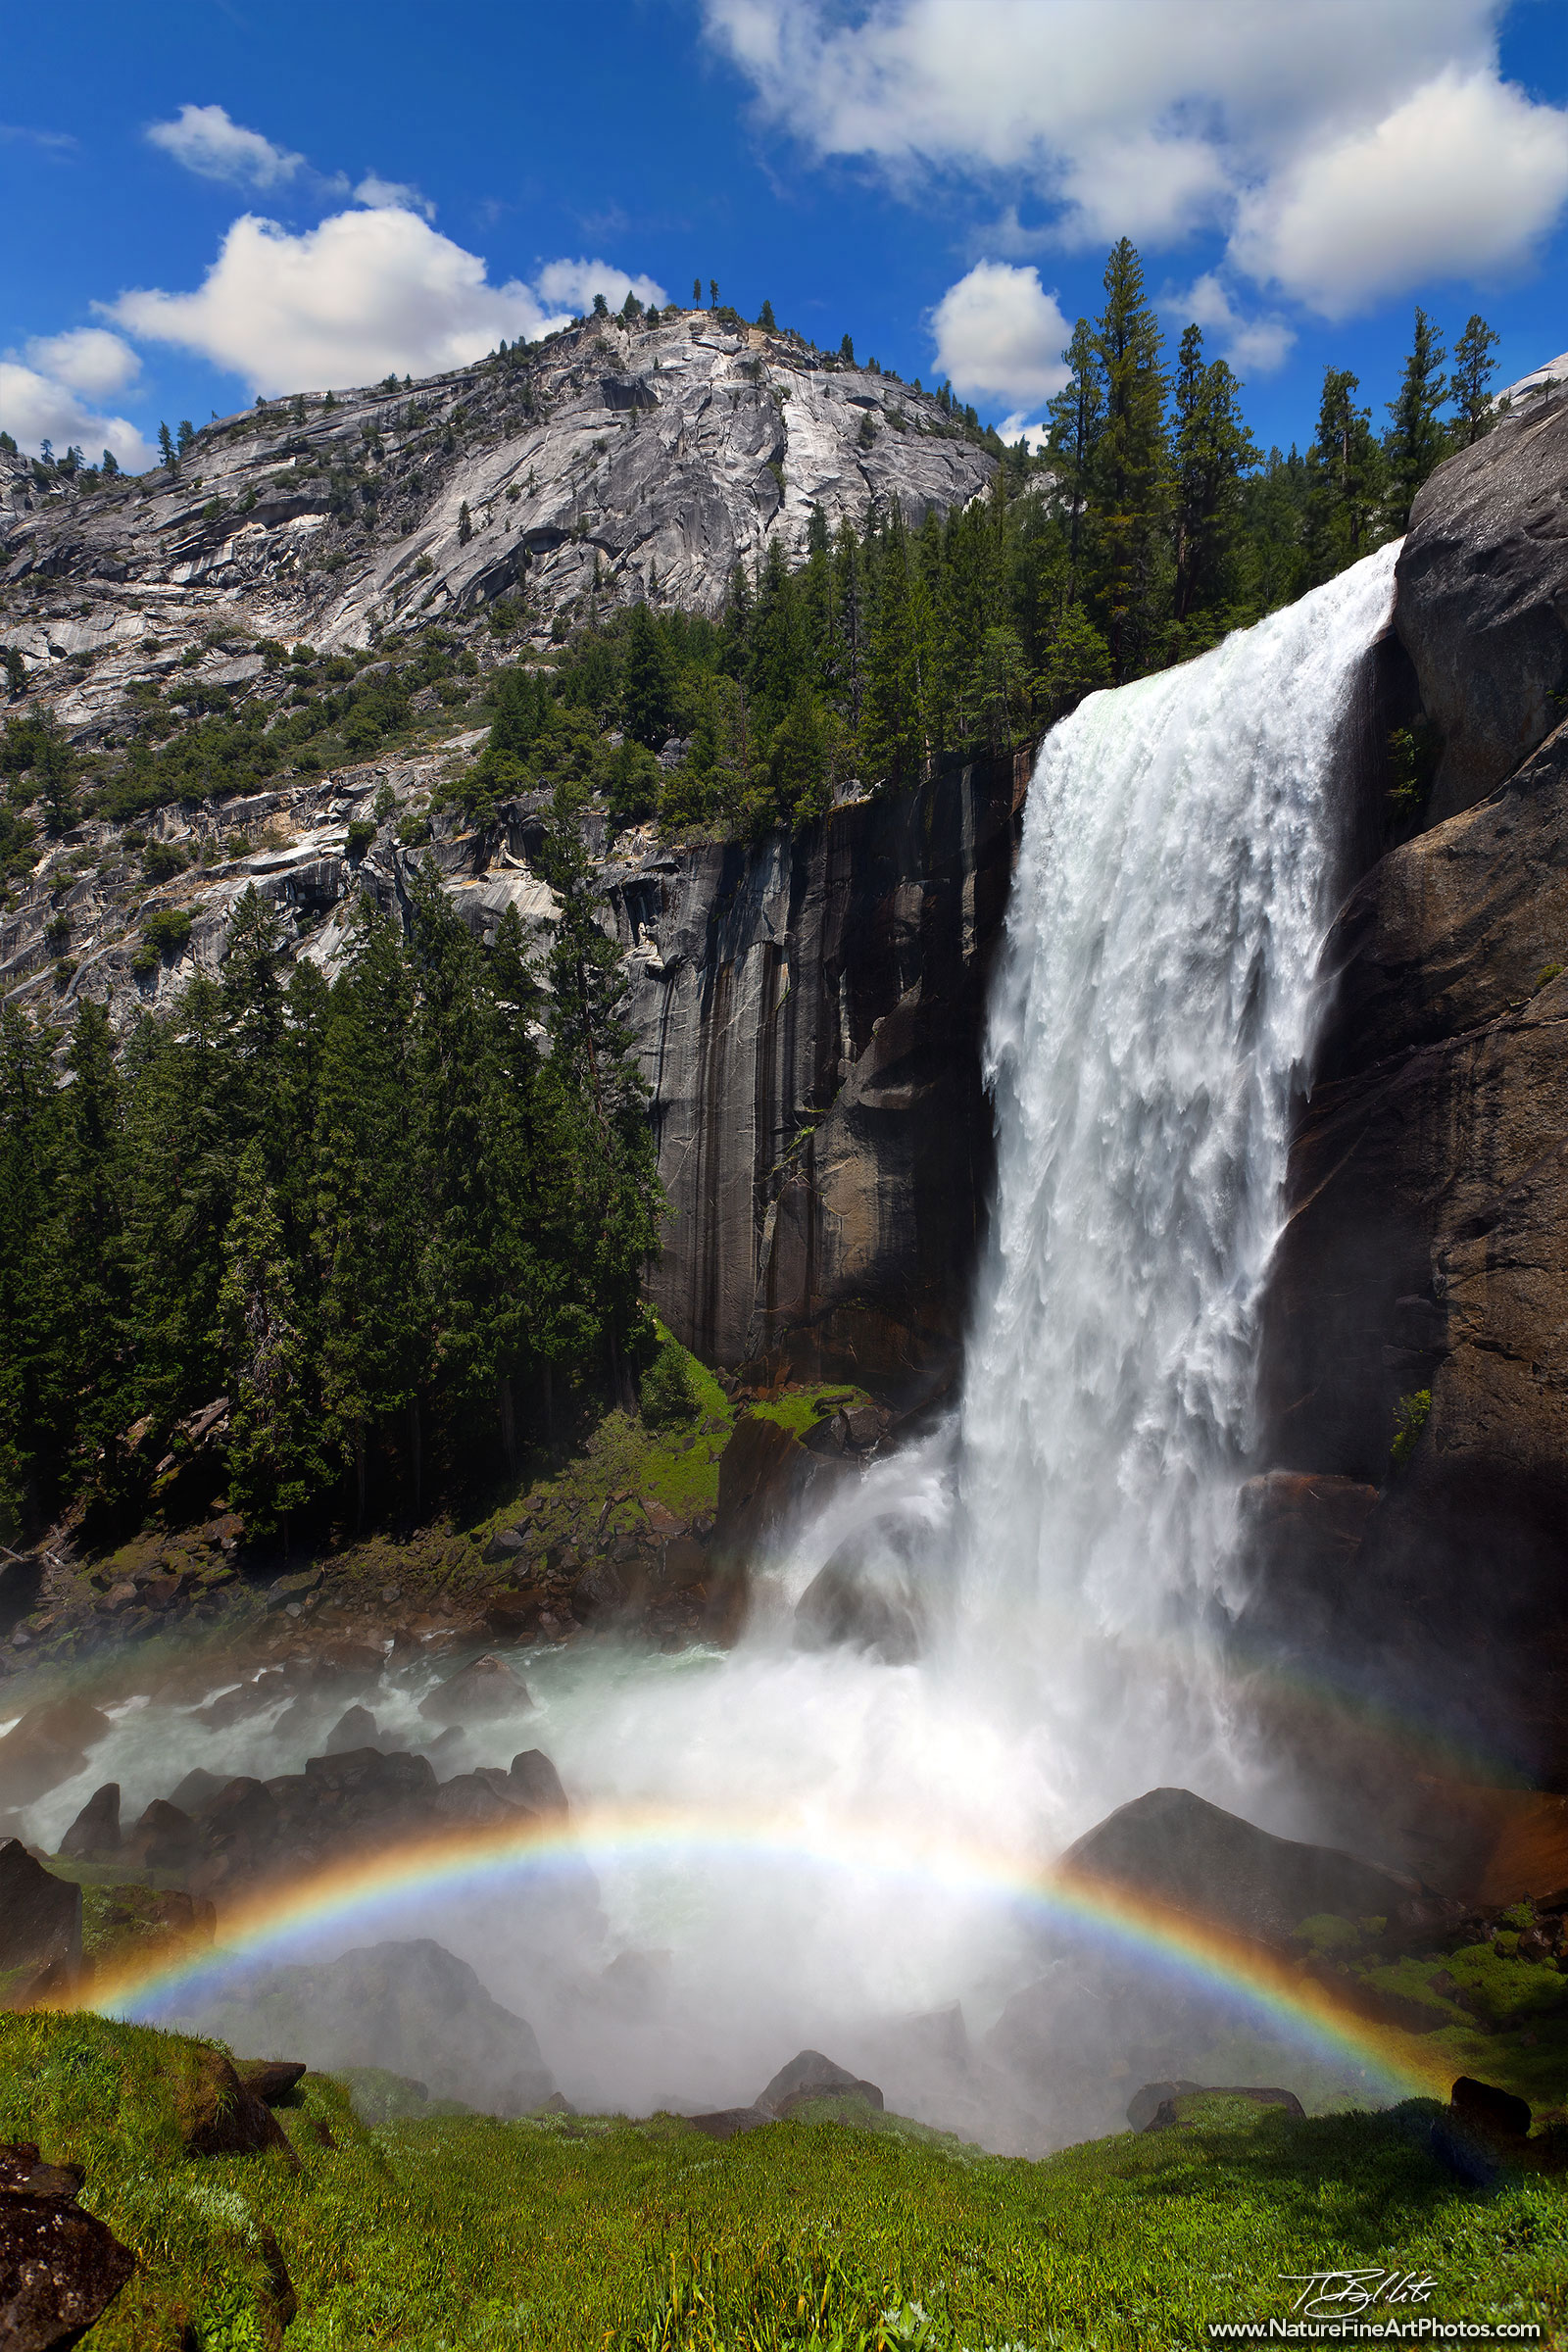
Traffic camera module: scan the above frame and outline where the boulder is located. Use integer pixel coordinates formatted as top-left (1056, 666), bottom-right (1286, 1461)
top-left (1450, 2075), bottom-right (1531, 2140)
top-left (794, 1513), bottom-right (924, 1665)
top-left (169, 1767), bottom-right (226, 1813)
top-left (419, 1653), bottom-right (531, 1724)
top-left (434, 1772), bottom-right (524, 1826)
top-left (176, 2047), bottom-right (299, 2166)
top-left (509, 1750), bottom-right (569, 1816)
top-left (58, 1784), bottom-right (121, 1862)
top-left (1059, 1788), bottom-right (1417, 1946)
top-left (481, 1527), bottom-right (527, 1565)
top-left (755, 2050), bottom-right (884, 2120)
top-left (236, 2060), bottom-right (307, 2106)
top-left (0, 1556), bottom-right (43, 1641)
top-left (0, 2142), bottom-right (135, 2349)
top-left (0, 1842), bottom-right (81, 1997)
top-left (711, 1414), bottom-right (813, 1572)
top-left (1125, 2080), bottom-right (1203, 2131)
top-left (1143, 2087), bottom-right (1305, 2132)
top-left (0, 1699), bottom-right (113, 1811)
top-left (687, 2107), bottom-right (769, 2140)
top-left (570, 1559), bottom-right (628, 1618)
top-left (122, 1799), bottom-right (199, 1874)
top-left (324, 1704), bottom-right (379, 1754)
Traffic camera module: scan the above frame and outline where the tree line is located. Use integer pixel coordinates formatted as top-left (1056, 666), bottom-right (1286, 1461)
top-left (449, 239), bottom-right (1500, 838)
top-left (0, 796), bottom-right (662, 1544)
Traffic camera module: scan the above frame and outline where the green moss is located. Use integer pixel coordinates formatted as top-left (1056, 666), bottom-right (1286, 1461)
top-left (748, 1384), bottom-right (869, 1440)
top-left (1390, 1387), bottom-right (1431, 1469)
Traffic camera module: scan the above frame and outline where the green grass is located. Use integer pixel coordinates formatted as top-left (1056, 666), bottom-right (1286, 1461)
top-left (5, 2010), bottom-right (1568, 2349)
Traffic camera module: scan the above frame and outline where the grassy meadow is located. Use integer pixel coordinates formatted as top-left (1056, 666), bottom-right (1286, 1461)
top-left (4, 2009), bottom-right (1566, 2350)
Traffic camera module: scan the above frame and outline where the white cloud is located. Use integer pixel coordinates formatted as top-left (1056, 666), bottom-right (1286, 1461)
top-left (998, 411), bottom-right (1052, 453)
top-left (1229, 68), bottom-right (1568, 317)
top-left (1163, 273), bottom-right (1294, 374)
top-left (23, 326), bottom-right (141, 398)
top-left (533, 257), bottom-right (669, 314)
top-left (105, 209), bottom-right (664, 395)
top-left (0, 361), bottom-right (153, 469)
top-left (354, 172), bottom-right (436, 220)
top-left (930, 261), bottom-right (1071, 407)
top-left (702, 0), bottom-right (1568, 314)
top-left (146, 102), bottom-right (305, 190)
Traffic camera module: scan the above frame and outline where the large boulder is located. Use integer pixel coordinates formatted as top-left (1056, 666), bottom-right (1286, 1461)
top-left (0, 2142), bottom-right (135, 2349)
top-left (58, 1784), bottom-right (121, 1862)
top-left (793, 1513), bottom-right (925, 1664)
top-left (755, 2049), bottom-right (884, 2120)
top-left (1058, 1788), bottom-right (1417, 1945)
top-left (171, 1937), bottom-right (556, 2117)
top-left (0, 1842), bottom-right (81, 1999)
top-left (419, 1653), bottom-right (531, 1724)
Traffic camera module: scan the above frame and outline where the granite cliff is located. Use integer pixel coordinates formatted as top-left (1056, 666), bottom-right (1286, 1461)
top-left (1248, 391), bottom-right (1568, 1827)
top-left (0, 307), bottom-right (992, 725)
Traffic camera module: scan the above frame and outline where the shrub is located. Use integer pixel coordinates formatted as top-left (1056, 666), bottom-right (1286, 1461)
top-left (141, 906), bottom-right (193, 959)
top-left (1390, 1388), bottom-right (1431, 1469)
top-left (345, 818), bottom-right (376, 859)
top-left (1533, 961), bottom-right (1563, 994)
top-left (142, 839), bottom-right (188, 882)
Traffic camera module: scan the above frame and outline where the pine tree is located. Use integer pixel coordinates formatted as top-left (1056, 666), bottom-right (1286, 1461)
top-left (1449, 315), bottom-right (1500, 447)
top-left (158, 422), bottom-right (176, 470)
top-left (1087, 240), bottom-right (1167, 680)
top-left (1169, 323), bottom-right (1258, 636)
top-left (177, 420), bottom-right (195, 456)
top-left (621, 603), bottom-right (676, 747)
top-left (219, 1138), bottom-right (323, 1545)
top-left (1047, 318), bottom-right (1103, 606)
top-left (759, 299), bottom-right (777, 332)
top-left (1385, 309), bottom-right (1447, 530)
top-left (1307, 369), bottom-right (1383, 579)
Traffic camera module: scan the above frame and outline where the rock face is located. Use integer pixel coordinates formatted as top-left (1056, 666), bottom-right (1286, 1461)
top-left (2, 311), bottom-right (993, 699)
top-left (620, 742), bottom-right (1028, 1390)
top-left (175, 1937), bottom-right (556, 2117)
top-left (1250, 401), bottom-right (1568, 1802)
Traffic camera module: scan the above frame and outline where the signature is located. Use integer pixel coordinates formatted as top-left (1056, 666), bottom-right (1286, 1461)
top-left (1280, 2269), bottom-right (1440, 2318)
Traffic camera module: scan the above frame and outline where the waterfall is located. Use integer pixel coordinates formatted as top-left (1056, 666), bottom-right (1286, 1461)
top-left (950, 541), bottom-right (1401, 1817)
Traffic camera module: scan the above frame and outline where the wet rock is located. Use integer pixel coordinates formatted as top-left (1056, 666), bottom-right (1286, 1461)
top-left (419, 1652), bottom-right (531, 1723)
top-left (1060, 1788), bottom-right (1417, 1946)
top-left (236, 2060), bottom-right (307, 2106)
top-left (1431, 2076), bottom-right (1533, 2185)
top-left (509, 1750), bottom-right (569, 1816)
top-left (688, 2107), bottom-right (769, 2140)
top-left (839, 1404), bottom-right (882, 1451)
top-left (570, 1560), bottom-right (627, 1618)
top-left (661, 1537), bottom-right (709, 1592)
top-left (177, 2047), bottom-right (300, 2166)
top-left (168, 1767), bottom-right (226, 1813)
top-left (324, 1704), bottom-right (379, 1754)
top-left (0, 1556), bottom-right (43, 1640)
top-left (58, 1784), bottom-right (120, 1862)
top-left (0, 1842), bottom-right (81, 1997)
top-left (0, 1699), bottom-right (113, 1811)
top-left (794, 1513), bottom-right (925, 1665)
top-left (484, 1589), bottom-right (541, 1636)
top-left (755, 2050), bottom-right (884, 2120)
top-left (434, 1771), bottom-right (524, 1825)
top-left (122, 1798), bottom-right (200, 1874)
top-left (0, 2141), bottom-right (135, 2349)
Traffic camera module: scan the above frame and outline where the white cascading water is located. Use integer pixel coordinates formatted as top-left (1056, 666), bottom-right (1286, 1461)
top-left (18, 545), bottom-right (1400, 2134)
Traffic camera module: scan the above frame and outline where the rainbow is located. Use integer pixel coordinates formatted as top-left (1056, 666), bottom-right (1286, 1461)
top-left (67, 1804), bottom-right (1452, 2100)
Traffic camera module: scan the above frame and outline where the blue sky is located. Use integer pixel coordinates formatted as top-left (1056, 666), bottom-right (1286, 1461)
top-left (4, 0), bottom-right (1566, 472)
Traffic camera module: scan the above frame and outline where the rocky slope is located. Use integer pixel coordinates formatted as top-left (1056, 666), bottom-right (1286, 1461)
top-left (1249, 398), bottom-right (1568, 1825)
top-left (0, 305), bottom-right (993, 719)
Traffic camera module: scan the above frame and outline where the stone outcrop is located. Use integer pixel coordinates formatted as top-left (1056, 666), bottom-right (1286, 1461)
top-left (0, 2142), bottom-right (136, 2350)
top-left (1250, 400), bottom-right (1568, 1807)
top-left (619, 742), bottom-right (1029, 1392)
top-left (0, 1840), bottom-right (81, 2000)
